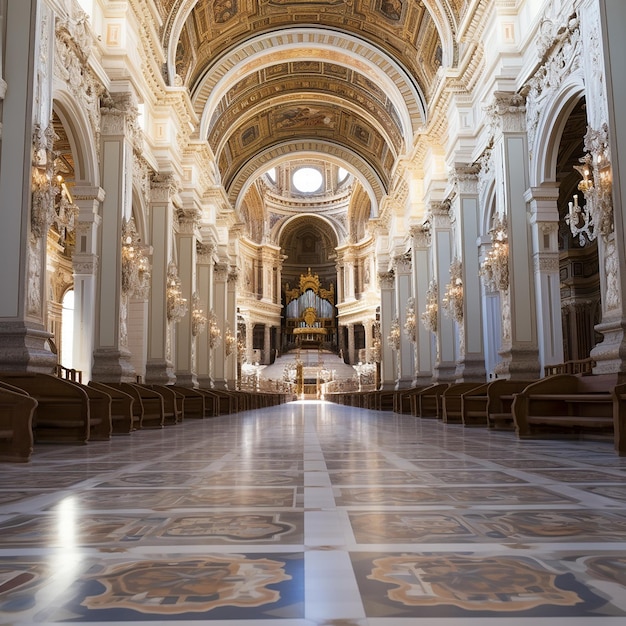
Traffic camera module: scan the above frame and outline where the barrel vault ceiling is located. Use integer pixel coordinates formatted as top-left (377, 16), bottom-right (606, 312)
top-left (152, 1), bottom-right (471, 242)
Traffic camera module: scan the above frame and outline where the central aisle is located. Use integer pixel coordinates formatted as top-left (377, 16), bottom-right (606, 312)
top-left (0, 401), bottom-right (625, 625)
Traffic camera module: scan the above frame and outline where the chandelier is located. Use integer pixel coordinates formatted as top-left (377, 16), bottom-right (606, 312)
top-left (566, 124), bottom-right (613, 246)
top-left (121, 217), bottom-right (150, 297)
top-left (420, 280), bottom-right (438, 333)
top-left (387, 317), bottom-right (401, 351)
top-left (191, 293), bottom-right (207, 336)
top-left (480, 215), bottom-right (509, 291)
top-left (166, 262), bottom-right (187, 322)
top-left (207, 310), bottom-right (221, 348)
top-left (404, 297), bottom-right (417, 342)
top-left (442, 259), bottom-right (464, 322)
top-left (225, 326), bottom-right (236, 356)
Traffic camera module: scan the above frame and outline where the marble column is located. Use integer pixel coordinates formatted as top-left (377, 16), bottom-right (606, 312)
top-left (264, 324), bottom-right (271, 365)
top-left (92, 92), bottom-right (140, 382)
top-left (379, 270), bottom-right (396, 389)
top-left (226, 269), bottom-right (238, 387)
top-left (175, 211), bottom-right (201, 387)
top-left (212, 263), bottom-right (228, 389)
top-left (196, 242), bottom-right (215, 388)
top-left (430, 201), bottom-right (456, 381)
top-left (393, 253), bottom-right (414, 388)
top-left (410, 225), bottom-right (434, 385)
top-left (490, 91), bottom-right (540, 380)
top-left (71, 186), bottom-right (105, 381)
top-left (525, 185), bottom-right (564, 372)
top-left (452, 165), bottom-right (486, 381)
top-left (145, 174), bottom-right (179, 384)
top-left (585, 0), bottom-right (626, 376)
top-left (0, 0), bottom-right (56, 373)
top-left (347, 323), bottom-right (355, 365)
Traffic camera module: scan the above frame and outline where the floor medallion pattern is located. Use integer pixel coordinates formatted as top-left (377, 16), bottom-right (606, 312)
top-left (0, 400), bottom-right (625, 624)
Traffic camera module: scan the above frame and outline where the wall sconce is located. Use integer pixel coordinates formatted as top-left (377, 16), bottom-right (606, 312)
top-left (420, 280), bottom-right (438, 333)
top-left (191, 293), bottom-right (207, 336)
top-left (122, 217), bottom-right (150, 297)
top-left (166, 262), bottom-right (187, 322)
top-left (404, 297), bottom-right (417, 342)
top-left (207, 310), bottom-right (221, 348)
top-left (224, 326), bottom-right (236, 356)
top-left (387, 317), bottom-right (401, 351)
top-left (371, 321), bottom-right (382, 363)
top-left (566, 124), bottom-right (613, 246)
top-left (480, 215), bottom-right (509, 292)
top-left (442, 259), bottom-right (464, 322)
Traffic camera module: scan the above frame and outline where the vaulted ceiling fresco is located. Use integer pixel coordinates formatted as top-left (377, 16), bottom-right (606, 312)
top-left (151, 1), bottom-right (473, 243)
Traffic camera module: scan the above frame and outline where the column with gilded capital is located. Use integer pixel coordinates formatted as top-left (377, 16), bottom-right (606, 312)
top-left (451, 165), bottom-right (486, 381)
top-left (489, 92), bottom-right (540, 379)
top-left (196, 242), bottom-right (215, 388)
top-left (430, 201), bottom-right (456, 381)
top-left (72, 186), bottom-right (105, 380)
top-left (378, 270), bottom-right (396, 389)
top-left (226, 269), bottom-right (238, 387)
top-left (92, 92), bottom-right (141, 382)
top-left (174, 210), bottom-right (201, 387)
top-left (410, 225), bottom-right (434, 384)
top-left (212, 263), bottom-right (229, 388)
top-left (145, 173), bottom-right (179, 384)
top-left (393, 253), bottom-right (414, 387)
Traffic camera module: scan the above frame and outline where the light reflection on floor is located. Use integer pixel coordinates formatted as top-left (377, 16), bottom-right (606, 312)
top-left (0, 400), bottom-right (625, 625)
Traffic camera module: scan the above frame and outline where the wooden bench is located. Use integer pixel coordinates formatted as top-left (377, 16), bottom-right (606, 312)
top-left (168, 386), bottom-right (206, 419)
top-left (102, 383), bottom-right (165, 429)
top-left (0, 373), bottom-right (109, 444)
top-left (487, 379), bottom-right (538, 429)
top-left (0, 383), bottom-right (38, 462)
top-left (512, 373), bottom-right (618, 448)
top-left (460, 382), bottom-right (491, 426)
top-left (142, 385), bottom-right (182, 425)
top-left (88, 382), bottom-right (137, 433)
top-left (441, 382), bottom-right (486, 424)
top-left (412, 383), bottom-right (449, 418)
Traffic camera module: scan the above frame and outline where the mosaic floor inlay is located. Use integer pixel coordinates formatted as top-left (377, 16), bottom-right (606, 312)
top-left (1, 399), bottom-right (625, 625)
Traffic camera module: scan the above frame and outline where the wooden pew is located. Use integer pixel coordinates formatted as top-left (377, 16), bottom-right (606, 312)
top-left (486, 379), bottom-right (538, 429)
top-left (412, 383), bottom-right (449, 418)
top-left (168, 386), bottom-right (206, 419)
top-left (102, 383), bottom-right (165, 429)
top-left (142, 385), bottom-right (182, 425)
top-left (88, 382), bottom-right (137, 433)
top-left (441, 382), bottom-right (485, 423)
top-left (0, 383), bottom-right (37, 462)
top-left (512, 373), bottom-right (617, 448)
top-left (460, 382), bottom-right (491, 426)
top-left (0, 373), bottom-right (109, 444)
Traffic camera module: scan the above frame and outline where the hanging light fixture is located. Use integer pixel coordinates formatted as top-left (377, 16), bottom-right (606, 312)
top-left (191, 293), bottom-right (207, 336)
top-left (404, 297), bottom-right (417, 342)
top-left (480, 215), bottom-right (509, 292)
top-left (442, 259), bottom-right (464, 322)
top-left (166, 262), bottom-right (187, 322)
top-left (207, 310), bottom-right (221, 348)
top-left (420, 280), bottom-right (438, 333)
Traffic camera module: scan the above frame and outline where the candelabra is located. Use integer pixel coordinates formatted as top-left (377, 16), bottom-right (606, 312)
top-left (207, 310), bottom-right (221, 348)
top-left (191, 293), bottom-right (207, 336)
top-left (420, 280), bottom-right (438, 333)
top-left (121, 217), bottom-right (150, 297)
top-left (387, 317), bottom-right (401, 351)
top-left (166, 263), bottom-right (187, 322)
top-left (566, 124), bottom-right (613, 246)
top-left (404, 297), bottom-right (417, 342)
top-left (442, 259), bottom-right (464, 322)
top-left (371, 321), bottom-right (382, 363)
top-left (225, 326), bottom-right (236, 356)
top-left (480, 215), bottom-right (509, 291)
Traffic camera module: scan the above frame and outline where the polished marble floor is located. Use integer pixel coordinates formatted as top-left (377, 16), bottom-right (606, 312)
top-left (1, 400), bottom-right (626, 625)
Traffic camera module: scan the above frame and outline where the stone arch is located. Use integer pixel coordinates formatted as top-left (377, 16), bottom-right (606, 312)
top-left (51, 90), bottom-right (99, 187)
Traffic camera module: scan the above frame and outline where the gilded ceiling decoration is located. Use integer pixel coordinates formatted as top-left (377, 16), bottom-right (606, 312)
top-left (153, 0), bottom-right (473, 245)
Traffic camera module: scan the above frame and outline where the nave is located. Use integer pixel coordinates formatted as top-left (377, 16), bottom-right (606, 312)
top-left (1, 401), bottom-right (626, 625)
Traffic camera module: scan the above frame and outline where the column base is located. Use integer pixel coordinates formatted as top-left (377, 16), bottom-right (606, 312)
top-left (455, 356), bottom-right (487, 382)
top-left (144, 358), bottom-right (175, 385)
top-left (434, 360), bottom-right (457, 382)
top-left (0, 321), bottom-right (57, 374)
top-left (494, 345), bottom-right (541, 380)
top-left (175, 372), bottom-right (198, 388)
top-left (590, 318), bottom-right (626, 377)
top-left (92, 348), bottom-right (137, 383)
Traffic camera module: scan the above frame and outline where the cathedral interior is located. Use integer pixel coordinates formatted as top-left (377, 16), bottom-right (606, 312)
top-left (1, 0), bottom-right (626, 623)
